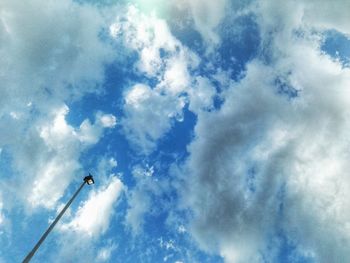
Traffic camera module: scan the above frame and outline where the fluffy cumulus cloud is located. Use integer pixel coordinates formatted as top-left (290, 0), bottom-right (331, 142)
top-left (110, 5), bottom-right (200, 153)
top-left (0, 0), bottom-right (116, 210)
top-left (110, 4), bottom-right (218, 153)
top-left (28, 106), bottom-right (116, 208)
top-left (181, 1), bottom-right (350, 262)
top-left (0, 0), bottom-right (114, 113)
top-left (0, 105), bottom-right (116, 212)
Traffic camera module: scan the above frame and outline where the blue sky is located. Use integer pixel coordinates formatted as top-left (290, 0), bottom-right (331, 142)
top-left (1, 0), bottom-right (350, 262)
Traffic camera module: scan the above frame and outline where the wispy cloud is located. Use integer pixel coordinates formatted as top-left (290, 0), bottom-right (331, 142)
top-left (61, 176), bottom-right (123, 236)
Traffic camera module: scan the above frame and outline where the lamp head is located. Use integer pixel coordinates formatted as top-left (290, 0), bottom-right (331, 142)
top-left (84, 174), bottom-right (95, 185)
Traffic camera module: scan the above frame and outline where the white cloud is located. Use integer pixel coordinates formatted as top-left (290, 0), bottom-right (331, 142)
top-left (78, 112), bottom-right (117, 144)
top-left (98, 113), bottom-right (117, 128)
top-left (125, 165), bottom-right (153, 235)
top-left (95, 156), bottom-right (119, 184)
top-left (125, 164), bottom-right (164, 235)
top-left (180, 2), bottom-right (350, 262)
top-left (303, 0), bottom-right (350, 35)
top-left (61, 176), bottom-right (123, 237)
top-left (96, 242), bottom-right (118, 262)
top-left (0, 0), bottom-right (114, 115)
top-left (122, 83), bottom-right (186, 152)
top-left (168, 0), bottom-right (253, 51)
top-left (0, 0), bottom-right (116, 211)
top-left (188, 76), bottom-right (216, 113)
top-left (160, 53), bottom-right (191, 94)
top-left (187, 0), bottom-right (228, 45)
top-left (25, 106), bottom-right (116, 209)
top-left (110, 5), bottom-right (178, 78)
top-left (125, 186), bottom-right (151, 235)
top-left (111, 5), bottom-right (204, 153)
top-left (177, 225), bottom-right (186, 234)
top-left (109, 158), bottom-right (118, 168)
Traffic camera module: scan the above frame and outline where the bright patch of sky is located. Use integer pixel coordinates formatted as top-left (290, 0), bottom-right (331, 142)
top-left (1, 0), bottom-right (350, 262)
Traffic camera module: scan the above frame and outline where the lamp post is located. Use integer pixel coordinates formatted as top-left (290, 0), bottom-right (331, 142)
top-left (22, 174), bottom-right (95, 263)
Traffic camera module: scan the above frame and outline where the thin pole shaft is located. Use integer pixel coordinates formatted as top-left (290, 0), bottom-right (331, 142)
top-left (22, 181), bottom-right (86, 263)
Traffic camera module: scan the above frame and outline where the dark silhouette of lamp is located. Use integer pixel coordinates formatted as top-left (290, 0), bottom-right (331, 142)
top-left (84, 174), bottom-right (94, 185)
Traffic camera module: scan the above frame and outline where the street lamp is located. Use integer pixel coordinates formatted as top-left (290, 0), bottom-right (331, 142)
top-left (84, 174), bottom-right (94, 185)
top-left (22, 174), bottom-right (95, 263)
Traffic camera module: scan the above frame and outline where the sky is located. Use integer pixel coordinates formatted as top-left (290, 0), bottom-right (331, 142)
top-left (0, 0), bottom-right (350, 262)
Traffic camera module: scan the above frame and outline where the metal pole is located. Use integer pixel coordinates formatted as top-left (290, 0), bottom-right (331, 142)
top-left (22, 181), bottom-right (87, 263)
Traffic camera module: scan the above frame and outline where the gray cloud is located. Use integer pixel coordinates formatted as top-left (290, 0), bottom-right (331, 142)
top-left (180, 1), bottom-right (350, 262)
top-left (105, 2), bottom-right (350, 262)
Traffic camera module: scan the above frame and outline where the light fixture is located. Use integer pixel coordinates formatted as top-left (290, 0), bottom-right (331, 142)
top-left (84, 174), bottom-right (95, 185)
